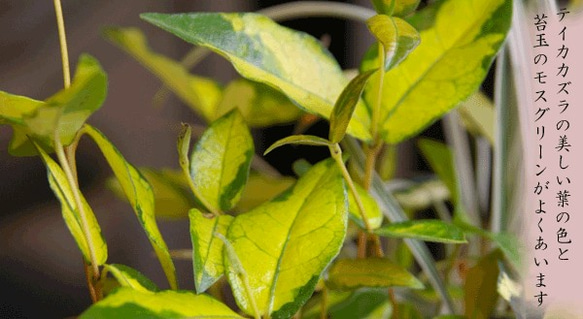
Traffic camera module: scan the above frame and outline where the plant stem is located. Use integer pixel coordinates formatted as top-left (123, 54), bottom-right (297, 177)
top-left (320, 285), bottom-right (328, 319)
top-left (329, 143), bottom-right (372, 232)
top-left (53, 0), bottom-right (70, 88)
top-left (370, 44), bottom-right (385, 142)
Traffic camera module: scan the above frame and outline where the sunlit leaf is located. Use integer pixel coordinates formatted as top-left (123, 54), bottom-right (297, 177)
top-left (80, 287), bottom-right (244, 319)
top-left (362, 0), bottom-right (512, 144)
top-left (189, 110), bottom-right (254, 213)
top-left (464, 249), bottom-right (502, 319)
top-left (366, 15), bottom-right (420, 71)
top-left (103, 27), bottom-right (221, 121)
top-left (327, 258), bottom-right (423, 290)
top-left (372, 0), bottom-right (421, 17)
top-left (141, 12), bottom-right (372, 141)
top-left (329, 69), bottom-right (377, 143)
top-left (104, 264), bottom-right (159, 293)
top-left (34, 143), bottom-right (107, 265)
top-left (224, 159), bottom-right (347, 318)
top-left (189, 208), bottom-right (233, 293)
top-left (216, 78), bottom-right (301, 127)
top-left (107, 168), bottom-right (193, 219)
top-left (348, 183), bottom-right (383, 230)
top-left (458, 91), bottom-right (495, 144)
top-left (235, 172), bottom-right (295, 212)
top-left (84, 125), bottom-right (177, 289)
top-left (264, 134), bottom-right (331, 155)
top-left (375, 220), bottom-right (466, 243)
top-left (1, 54), bottom-right (106, 156)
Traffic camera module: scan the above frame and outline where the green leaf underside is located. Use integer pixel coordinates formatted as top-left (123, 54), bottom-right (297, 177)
top-left (366, 15), bottom-right (420, 71)
top-left (83, 125), bottom-right (177, 290)
top-left (348, 183), bottom-right (383, 230)
top-left (190, 110), bottom-right (254, 212)
top-left (327, 258), bottom-right (423, 290)
top-left (329, 69), bottom-right (377, 143)
top-left (464, 249), bottom-right (503, 319)
top-left (141, 12), bottom-right (371, 141)
top-left (216, 78), bottom-right (302, 127)
top-left (1, 54), bottom-right (106, 156)
top-left (236, 172), bottom-right (295, 212)
top-left (264, 134), bottom-right (331, 155)
top-left (105, 264), bottom-right (159, 292)
top-left (103, 27), bottom-right (221, 122)
top-left (362, 0), bottom-right (511, 144)
top-left (225, 159), bottom-right (347, 318)
top-left (189, 209), bottom-right (234, 293)
top-left (372, 0), bottom-right (421, 17)
top-left (80, 287), bottom-right (244, 319)
top-left (34, 143), bottom-right (107, 265)
top-left (108, 168), bottom-right (194, 219)
top-left (375, 220), bottom-right (466, 243)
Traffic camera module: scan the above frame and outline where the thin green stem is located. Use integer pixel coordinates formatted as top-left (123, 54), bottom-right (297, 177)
top-left (53, 0), bottom-right (70, 88)
top-left (329, 143), bottom-right (372, 232)
top-left (370, 44), bottom-right (385, 141)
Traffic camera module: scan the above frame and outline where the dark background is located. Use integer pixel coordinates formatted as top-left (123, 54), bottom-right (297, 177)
top-left (0, 1), bottom-right (435, 317)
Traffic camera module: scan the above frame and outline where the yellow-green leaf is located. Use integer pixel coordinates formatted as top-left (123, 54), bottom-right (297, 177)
top-left (327, 258), bottom-right (424, 290)
top-left (80, 287), bottom-right (244, 319)
top-left (329, 69), bottom-right (377, 143)
top-left (189, 208), bottom-right (233, 293)
top-left (141, 12), bottom-right (372, 141)
top-left (372, 0), bottom-right (421, 17)
top-left (224, 159), bottom-right (347, 318)
top-left (103, 27), bottom-right (221, 122)
top-left (104, 264), bottom-right (159, 293)
top-left (216, 78), bottom-right (302, 127)
top-left (458, 91), bottom-right (495, 144)
top-left (362, 0), bottom-right (512, 144)
top-left (83, 125), bottom-right (177, 290)
top-left (190, 110), bottom-right (254, 213)
top-left (348, 183), bottom-right (383, 230)
top-left (1, 54), bottom-right (106, 156)
top-left (375, 220), bottom-right (466, 243)
top-left (235, 172), bottom-right (295, 212)
top-left (366, 15), bottom-right (420, 71)
top-left (107, 168), bottom-right (194, 219)
top-left (264, 134), bottom-right (331, 155)
top-left (464, 249), bottom-right (502, 319)
top-left (34, 144), bottom-right (107, 265)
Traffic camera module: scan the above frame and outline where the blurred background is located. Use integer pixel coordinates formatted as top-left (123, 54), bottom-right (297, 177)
top-left (0, 1), bottom-right (437, 317)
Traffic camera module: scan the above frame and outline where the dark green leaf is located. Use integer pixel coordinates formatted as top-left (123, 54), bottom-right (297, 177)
top-left (328, 289), bottom-right (392, 319)
top-left (464, 249), bottom-right (502, 319)
top-left (327, 258), bottom-right (423, 290)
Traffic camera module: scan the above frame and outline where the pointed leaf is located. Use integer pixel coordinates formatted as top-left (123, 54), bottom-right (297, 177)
top-left (104, 27), bottom-right (221, 121)
top-left (329, 69), bottom-right (377, 143)
top-left (372, 0), bottom-right (421, 17)
top-left (1, 55), bottom-right (107, 156)
top-left (141, 12), bottom-right (371, 141)
top-left (80, 287), bottom-right (244, 319)
top-left (366, 15), bottom-right (420, 71)
top-left (327, 258), bottom-right (423, 290)
top-left (264, 134), bottom-right (331, 155)
top-left (34, 144), bottom-right (107, 265)
top-left (464, 249), bottom-right (502, 319)
top-left (189, 208), bottom-right (234, 293)
top-left (375, 220), bottom-right (466, 243)
top-left (362, 0), bottom-right (512, 144)
top-left (216, 78), bottom-right (301, 127)
top-left (190, 110), bottom-right (254, 213)
top-left (104, 264), bottom-right (159, 292)
top-left (83, 125), bottom-right (177, 290)
top-left (348, 183), bottom-right (384, 230)
top-left (458, 91), bottom-right (495, 144)
top-left (224, 159), bottom-right (347, 318)
top-left (235, 172), bottom-right (295, 212)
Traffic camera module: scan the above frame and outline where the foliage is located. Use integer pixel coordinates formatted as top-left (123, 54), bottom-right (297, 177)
top-left (0, 0), bottom-right (522, 318)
